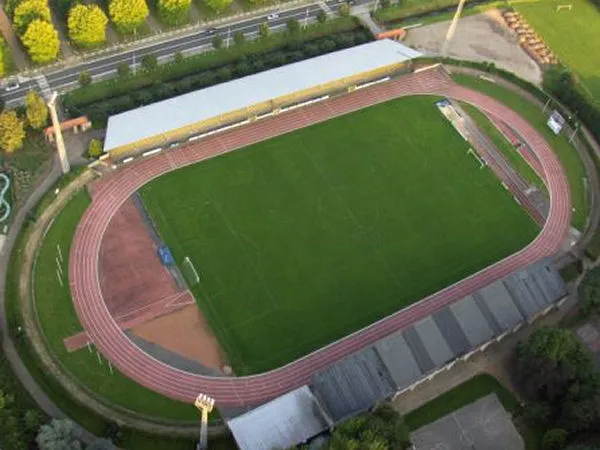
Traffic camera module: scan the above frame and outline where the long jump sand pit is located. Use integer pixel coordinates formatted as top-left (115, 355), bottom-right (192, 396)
top-left (131, 304), bottom-right (227, 371)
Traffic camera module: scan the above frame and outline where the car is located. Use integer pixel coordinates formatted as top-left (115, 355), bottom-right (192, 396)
top-left (266, 12), bottom-right (279, 20)
top-left (206, 27), bottom-right (218, 35)
top-left (4, 77), bottom-right (19, 92)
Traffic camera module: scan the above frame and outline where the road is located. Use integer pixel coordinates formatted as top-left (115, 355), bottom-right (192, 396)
top-left (0, 0), bottom-right (373, 107)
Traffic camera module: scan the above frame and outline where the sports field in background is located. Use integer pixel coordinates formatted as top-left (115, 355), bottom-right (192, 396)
top-left (514, 0), bottom-right (600, 102)
top-left (140, 96), bottom-right (539, 375)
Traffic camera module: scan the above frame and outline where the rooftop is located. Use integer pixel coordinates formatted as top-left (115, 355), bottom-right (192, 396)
top-left (103, 39), bottom-right (422, 152)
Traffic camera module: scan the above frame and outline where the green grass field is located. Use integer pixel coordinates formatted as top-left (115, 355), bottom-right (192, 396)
top-left (452, 73), bottom-right (589, 230)
top-left (140, 96), bottom-right (538, 375)
top-left (513, 0), bottom-right (600, 103)
top-left (33, 190), bottom-right (200, 423)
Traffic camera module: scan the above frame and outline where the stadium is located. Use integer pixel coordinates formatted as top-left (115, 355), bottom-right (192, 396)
top-left (66, 37), bottom-right (571, 435)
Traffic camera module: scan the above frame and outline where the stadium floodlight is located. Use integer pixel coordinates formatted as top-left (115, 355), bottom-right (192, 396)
top-left (195, 393), bottom-right (215, 450)
top-left (441, 0), bottom-right (468, 57)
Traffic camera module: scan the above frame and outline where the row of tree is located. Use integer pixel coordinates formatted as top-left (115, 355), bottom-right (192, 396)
top-left (7, 0), bottom-right (60, 63)
top-left (0, 90), bottom-right (48, 153)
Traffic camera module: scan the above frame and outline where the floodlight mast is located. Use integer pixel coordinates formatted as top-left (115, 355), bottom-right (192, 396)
top-left (195, 393), bottom-right (215, 450)
top-left (47, 91), bottom-right (70, 174)
top-left (441, 0), bottom-right (468, 57)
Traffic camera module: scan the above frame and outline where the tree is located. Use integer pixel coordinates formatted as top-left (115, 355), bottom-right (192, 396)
top-left (514, 327), bottom-right (600, 433)
top-left (204, 0), bottom-right (232, 12)
top-left (339, 2), bottom-right (350, 17)
top-left (140, 54), bottom-right (157, 72)
top-left (13, 0), bottom-right (51, 34)
top-left (258, 22), bottom-right (269, 39)
top-left (286, 18), bottom-right (300, 34)
top-left (579, 266), bottom-right (600, 318)
top-left (79, 71), bottom-right (92, 86)
top-left (108, 0), bottom-right (149, 34)
top-left (173, 51), bottom-right (184, 64)
top-left (23, 409), bottom-right (43, 432)
top-left (25, 90), bottom-right (48, 129)
top-left (316, 10), bottom-right (327, 23)
top-left (212, 34), bottom-right (223, 49)
top-left (233, 30), bottom-right (245, 45)
top-left (88, 138), bottom-right (103, 158)
top-left (116, 61), bottom-right (130, 78)
top-left (36, 419), bottom-right (84, 450)
top-left (6, 0), bottom-right (24, 17)
top-left (22, 19), bottom-right (60, 63)
top-left (327, 403), bottom-right (411, 450)
top-left (67, 4), bottom-right (108, 48)
top-left (0, 110), bottom-right (25, 153)
top-left (157, 0), bottom-right (190, 25)
top-left (542, 429), bottom-right (568, 450)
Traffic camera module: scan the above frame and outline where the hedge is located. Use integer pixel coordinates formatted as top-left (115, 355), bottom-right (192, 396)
top-left (64, 26), bottom-right (371, 126)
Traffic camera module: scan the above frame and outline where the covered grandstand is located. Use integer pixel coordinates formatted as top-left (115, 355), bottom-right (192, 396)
top-left (103, 39), bottom-right (422, 158)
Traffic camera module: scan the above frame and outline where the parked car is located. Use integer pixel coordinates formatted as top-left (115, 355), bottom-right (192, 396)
top-left (267, 12), bottom-right (279, 20)
top-left (4, 77), bottom-right (19, 92)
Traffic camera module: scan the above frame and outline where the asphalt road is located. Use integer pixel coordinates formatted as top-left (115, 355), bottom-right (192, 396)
top-left (1, 0), bottom-right (372, 107)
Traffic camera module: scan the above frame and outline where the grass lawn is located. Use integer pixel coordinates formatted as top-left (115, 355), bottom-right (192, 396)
top-left (513, 0), bottom-right (600, 103)
top-left (452, 73), bottom-right (589, 230)
top-left (33, 189), bottom-right (200, 423)
top-left (460, 102), bottom-right (545, 192)
top-left (140, 95), bottom-right (538, 375)
top-left (405, 374), bottom-right (543, 449)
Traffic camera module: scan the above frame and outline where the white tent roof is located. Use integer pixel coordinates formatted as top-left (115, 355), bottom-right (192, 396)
top-left (104, 39), bottom-right (422, 151)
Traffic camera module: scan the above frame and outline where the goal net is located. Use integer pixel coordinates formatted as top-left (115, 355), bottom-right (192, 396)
top-left (181, 257), bottom-right (200, 287)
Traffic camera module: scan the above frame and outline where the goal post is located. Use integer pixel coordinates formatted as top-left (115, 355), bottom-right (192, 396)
top-left (181, 256), bottom-right (200, 287)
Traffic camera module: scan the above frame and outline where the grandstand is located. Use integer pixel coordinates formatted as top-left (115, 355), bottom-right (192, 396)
top-left (103, 39), bottom-right (422, 159)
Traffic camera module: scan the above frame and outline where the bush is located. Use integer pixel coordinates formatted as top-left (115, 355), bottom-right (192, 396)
top-left (87, 138), bottom-right (103, 158)
top-left (141, 54), bottom-right (158, 72)
top-left (339, 2), bottom-right (350, 17)
top-left (116, 61), bottom-right (130, 78)
top-left (233, 31), bottom-right (245, 46)
top-left (79, 71), bottom-right (92, 87)
top-left (317, 10), bottom-right (327, 23)
top-left (579, 266), bottom-right (600, 319)
top-left (542, 428), bottom-right (568, 450)
top-left (212, 35), bottom-right (223, 49)
top-left (259, 22), bottom-right (269, 39)
top-left (286, 19), bottom-right (300, 35)
top-left (0, 111), bottom-right (25, 153)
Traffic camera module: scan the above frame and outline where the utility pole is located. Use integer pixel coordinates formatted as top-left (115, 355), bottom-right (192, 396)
top-left (304, 6), bottom-right (310, 29)
top-left (194, 393), bottom-right (215, 450)
top-left (47, 92), bottom-right (70, 174)
top-left (441, 0), bottom-right (468, 57)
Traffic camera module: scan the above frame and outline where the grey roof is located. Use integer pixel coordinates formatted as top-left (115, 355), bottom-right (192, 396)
top-left (433, 308), bottom-right (471, 356)
top-left (449, 296), bottom-right (495, 347)
top-left (104, 39), bottom-right (422, 152)
top-left (310, 347), bottom-right (395, 423)
top-left (477, 281), bottom-right (524, 330)
top-left (413, 317), bottom-right (455, 367)
top-left (374, 330), bottom-right (423, 390)
top-left (227, 386), bottom-right (329, 450)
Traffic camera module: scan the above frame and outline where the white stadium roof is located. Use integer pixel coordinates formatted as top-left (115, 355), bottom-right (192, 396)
top-left (104, 39), bottom-right (422, 152)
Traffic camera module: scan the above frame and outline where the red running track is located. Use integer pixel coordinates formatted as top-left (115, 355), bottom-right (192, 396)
top-left (69, 69), bottom-right (571, 407)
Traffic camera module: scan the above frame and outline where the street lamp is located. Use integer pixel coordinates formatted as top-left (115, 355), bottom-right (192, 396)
top-left (441, 0), bottom-right (468, 57)
top-left (195, 393), bottom-right (215, 450)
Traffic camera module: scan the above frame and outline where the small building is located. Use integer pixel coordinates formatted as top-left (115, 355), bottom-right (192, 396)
top-left (103, 39), bottom-right (422, 159)
top-left (227, 386), bottom-right (331, 450)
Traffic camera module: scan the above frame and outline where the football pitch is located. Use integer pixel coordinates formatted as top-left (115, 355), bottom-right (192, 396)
top-left (514, 0), bottom-right (600, 102)
top-left (139, 96), bottom-right (539, 375)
